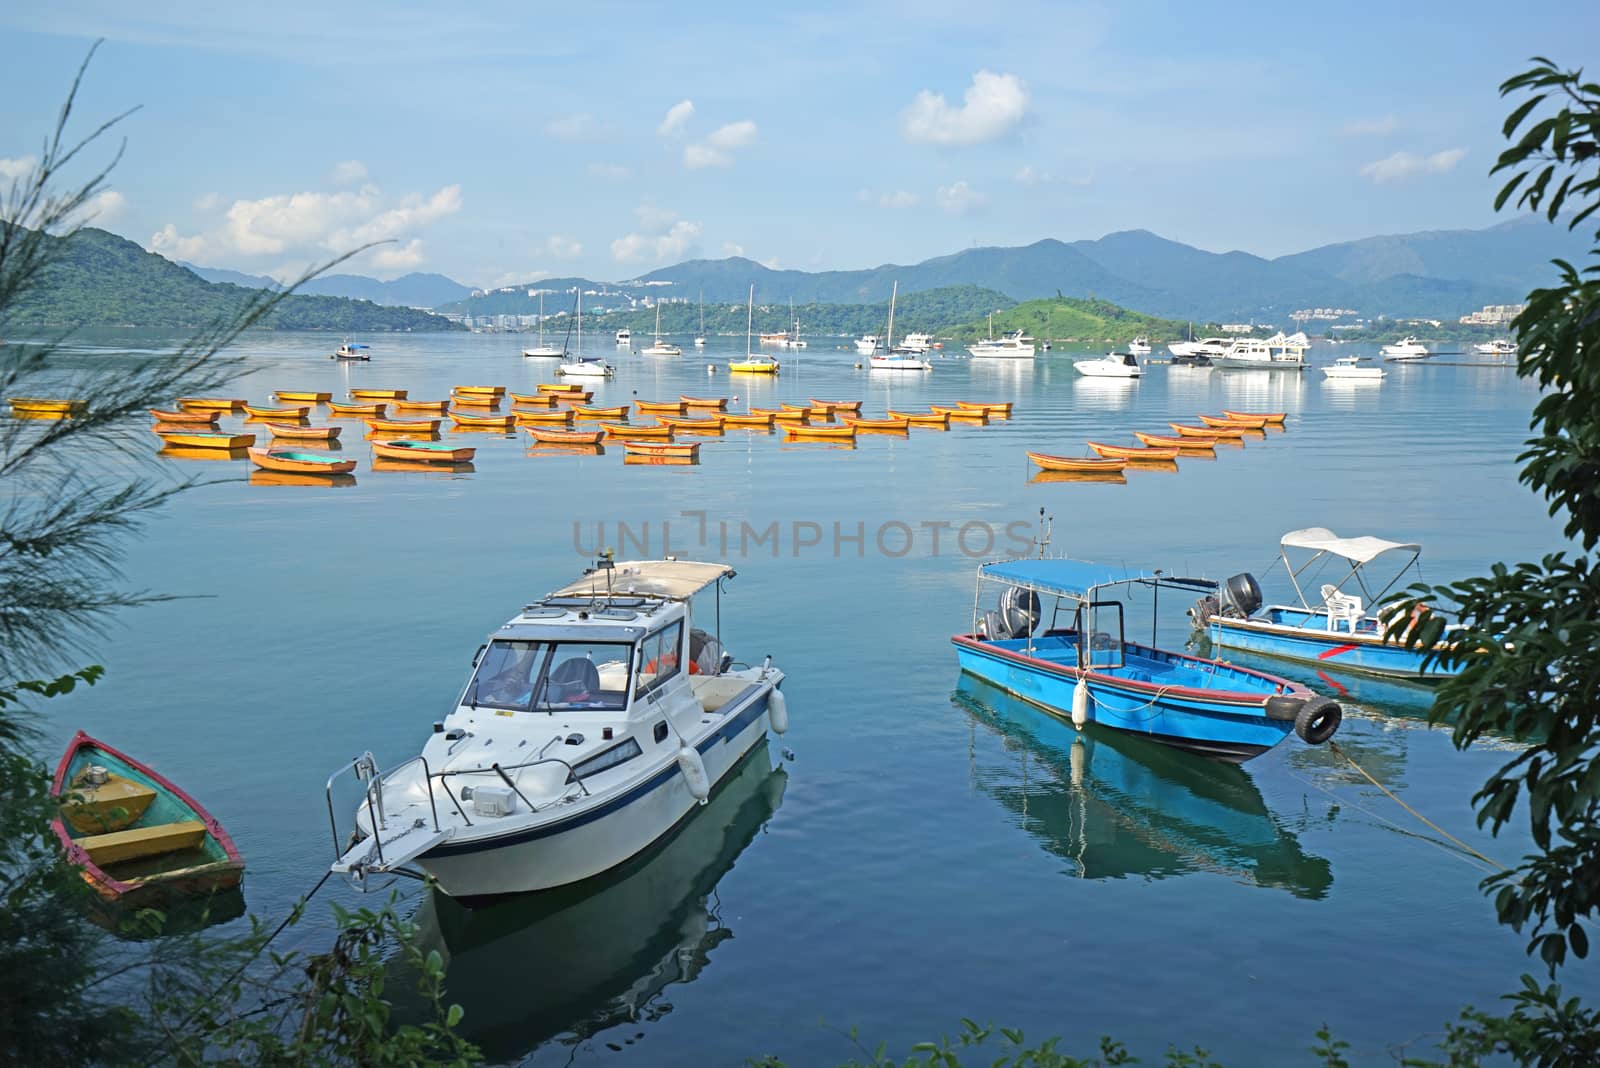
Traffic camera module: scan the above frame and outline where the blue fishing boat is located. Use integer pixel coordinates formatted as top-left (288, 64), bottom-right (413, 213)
top-left (951, 557), bottom-right (1342, 762)
top-left (1196, 527), bottom-right (1459, 682)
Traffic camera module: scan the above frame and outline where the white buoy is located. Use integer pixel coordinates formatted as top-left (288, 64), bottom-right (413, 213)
top-left (706, 364), bottom-right (716, 374)
top-left (677, 744), bottom-right (711, 803)
top-left (1071, 677), bottom-right (1090, 728)
top-left (768, 689), bottom-right (789, 735)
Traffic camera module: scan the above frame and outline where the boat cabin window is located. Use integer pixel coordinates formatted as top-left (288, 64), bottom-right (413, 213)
top-left (465, 639), bottom-right (631, 713)
top-left (569, 737), bottom-right (643, 781)
top-left (635, 621), bottom-right (685, 698)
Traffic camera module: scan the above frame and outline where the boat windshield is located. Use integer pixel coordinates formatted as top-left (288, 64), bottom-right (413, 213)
top-left (464, 639), bottom-right (632, 712)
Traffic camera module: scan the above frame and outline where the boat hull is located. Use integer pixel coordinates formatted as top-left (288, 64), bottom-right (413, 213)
top-left (1209, 611), bottom-right (1454, 680)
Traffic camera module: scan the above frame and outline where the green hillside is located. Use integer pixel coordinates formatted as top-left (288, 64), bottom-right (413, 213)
top-left (4, 228), bottom-right (464, 332)
top-left (948, 296), bottom-right (1196, 343)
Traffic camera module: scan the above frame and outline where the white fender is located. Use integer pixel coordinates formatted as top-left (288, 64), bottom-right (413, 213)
top-left (1071, 677), bottom-right (1090, 729)
top-left (677, 744), bottom-right (710, 803)
top-left (768, 689), bottom-right (789, 735)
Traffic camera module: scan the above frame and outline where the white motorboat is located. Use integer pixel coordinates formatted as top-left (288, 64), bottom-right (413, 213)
top-left (1381, 336), bottom-right (1430, 361)
top-left (1474, 339), bottom-right (1516, 356)
top-left (333, 341), bottom-right (371, 360)
top-left (1073, 352), bottom-right (1142, 378)
top-left (1167, 336), bottom-right (1229, 363)
top-left (854, 335), bottom-right (880, 355)
top-left (326, 557), bottom-right (790, 898)
top-left (1210, 338), bottom-right (1304, 370)
top-left (1321, 355), bottom-right (1385, 380)
top-left (615, 329), bottom-right (632, 346)
top-left (968, 315), bottom-right (1035, 359)
top-left (1127, 337), bottom-right (1151, 355)
top-left (898, 332), bottom-right (934, 353)
top-left (641, 306), bottom-right (681, 356)
top-left (522, 292), bottom-right (563, 357)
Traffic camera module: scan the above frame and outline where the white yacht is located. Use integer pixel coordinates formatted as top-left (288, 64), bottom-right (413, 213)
top-left (326, 558), bottom-right (790, 898)
top-left (968, 315), bottom-right (1036, 359)
top-left (1073, 352), bottom-right (1142, 378)
top-left (1474, 339), bottom-right (1516, 356)
top-left (854, 335), bottom-right (881, 356)
top-left (1211, 338), bottom-right (1304, 370)
top-left (1127, 337), bottom-right (1151, 356)
top-left (1167, 336), bottom-right (1229, 362)
top-left (869, 282), bottom-right (932, 371)
top-left (1381, 336), bottom-right (1431, 361)
top-left (898, 332), bottom-right (934, 354)
top-left (641, 306), bottom-right (682, 356)
top-left (615, 328), bottom-right (632, 346)
top-left (522, 292), bottom-right (562, 357)
top-left (555, 289), bottom-right (613, 375)
top-left (1321, 355), bottom-right (1385, 380)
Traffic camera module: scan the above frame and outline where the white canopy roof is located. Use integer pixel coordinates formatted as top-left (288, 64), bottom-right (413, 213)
top-left (551, 560), bottom-right (734, 600)
top-left (1280, 527), bottom-right (1420, 565)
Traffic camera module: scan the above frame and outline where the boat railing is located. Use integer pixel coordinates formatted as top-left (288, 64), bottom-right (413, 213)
top-left (325, 752), bottom-right (446, 867)
top-left (430, 755), bottom-right (592, 813)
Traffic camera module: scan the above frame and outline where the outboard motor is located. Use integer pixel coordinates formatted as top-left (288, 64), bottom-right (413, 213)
top-left (1217, 573), bottom-right (1262, 618)
top-left (689, 628), bottom-right (729, 674)
top-left (980, 588), bottom-right (1041, 640)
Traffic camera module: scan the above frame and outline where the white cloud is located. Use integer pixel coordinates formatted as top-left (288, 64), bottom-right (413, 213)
top-left (486, 268), bottom-right (548, 289)
top-left (936, 180), bottom-right (987, 214)
top-left (587, 162), bottom-right (631, 181)
top-left (542, 234), bottom-right (583, 259)
top-left (149, 223), bottom-right (210, 261)
top-left (0, 156), bottom-right (36, 181)
top-left (685, 120), bottom-right (758, 169)
top-left (684, 144), bottom-right (729, 169)
top-left (369, 238), bottom-right (426, 270)
top-left (721, 241), bottom-right (746, 257)
top-left (611, 215), bottom-right (702, 264)
top-left (1360, 148), bottom-right (1467, 184)
top-left (545, 113), bottom-right (596, 141)
top-left (1341, 115), bottom-right (1399, 137)
top-left (658, 100), bottom-right (695, 137)
top-left (81, 190), bottom-right (126, 224)
top-left (194, 192), bottom-right (223, 212)
top-left (904, 70), bottom-right (1028, 146)
top-left (330, 159), bottom-right (368, 185)
top-left (878, 189), bottom-right (920, 208)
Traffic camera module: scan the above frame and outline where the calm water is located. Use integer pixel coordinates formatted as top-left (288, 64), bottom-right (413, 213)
top-left (38, 331), bottom-right (1588, 1065)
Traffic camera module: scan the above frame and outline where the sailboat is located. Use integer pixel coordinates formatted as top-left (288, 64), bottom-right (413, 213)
top-left (557, 288), bottom-right (615, 377)
top-left (641, 304), bottom-right (682, 356)
top-left (729, 286), bottom-right (780, 374)
top-left (870, 282), bottom-right (932, 371)
top-left (694, 290), bottom-right (706, 348)
top-left (779, 298), bottom-right (808, 349)
top-left (522, 292), bottom-right (562, 357)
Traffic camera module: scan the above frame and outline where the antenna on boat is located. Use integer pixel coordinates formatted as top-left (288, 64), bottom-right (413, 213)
top-left (596, 548), bottom-right (615, 599)
top-left (1035, 507), bottom-right (1053, 558)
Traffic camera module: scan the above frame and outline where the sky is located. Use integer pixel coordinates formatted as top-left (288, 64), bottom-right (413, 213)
top-left (0, 1), bottom-right (1595, 289)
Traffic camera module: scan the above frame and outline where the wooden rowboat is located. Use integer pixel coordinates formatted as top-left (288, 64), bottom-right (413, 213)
top-left (1135, 431), bottom-right (1213, 451)
top-left (454, 385), bottom-right (506, 396)
top-left (349, 388), bottom-right (408, 400)
top-left (52, 731), bottom-right (244, 903)
top-left (371, 439), bottom-right (476, 463)
top-left (1170, 422), bottom-right (1246, 439)
top-left (930, 405), bottom-right (988, 423)
top-left (602, 422), bottom-right (674, 440)
top-left (247, 447), bottom-right (358, 475)
top-left (242, 403), bottom-right (310, 419)
top-left (751, 407), bottom-right (809, 423)
top-left (176, 397), bottom-right (247, 411)
top-left (1087, 440), bottom-right (1181, 461)
top-left (153, 430), bottom-right (256, 449)
top-left (659, 414), bottom-right (724, 433)
top-left (1222, 409), bottom-right (1286, 425)
top-left (842, 416), bottom-right (910, 431)
top-left (524, 427), bottom-right (605, 446)
top-left (623, 441), bottom-right (700, 459)
top-left (887, 409), bottom-right (951, 428)
top-left (449, 412), bottom-right (515, 429)
top-left (148, 408), bottom-right (219, 424)
top-left (514, 409), bottom-right (575, 424)
top-left (10, 397), bottom-right (87, 417)
top-left (450, 393), bottom-right (502, 408)
top-left (552, 390), bottom-right (594, 404)
top-left (509, 391), bottom-right (557, 406)
top-left (956, 401), bottom-right (1013, 416)
top-left (810, 399), bottom-right (862, 412)
top-left (327, 401), bottom-right (387, 417)
top-left (636, 400), bottom-right (687, 414)
top-left (274, 390), bottom-right (332, 402)
top-left (721, 411), bottom-right (775, 427)
top-left (1027, 451), bottom-right (1128, 473)
top-left (574, 405), bottom-right (628, 419)
top-left (781, 422), bottom-right (857, 440)
top-left (679, 395), bottom-right (728, 409)
top-left (393, 400), bottom-right (449, 413)
top-left (1199, 413), bottom-right (1268, 429)
top-left (538, 383), bottom-right (586, 394)
top-left (366, 417), bottom-right (440, 433)
top-left (781, 402), bottom-right (830, 417)
top-left (265, 422), bottom-right (342, 441)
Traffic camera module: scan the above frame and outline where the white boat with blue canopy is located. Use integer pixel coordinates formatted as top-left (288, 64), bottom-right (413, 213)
top-left (952, 557), bottom-right (1342, 762)
top-left (326, 557), bottom-right (789, 899)
top-left (1197, 527), bottom-right (1459, 681)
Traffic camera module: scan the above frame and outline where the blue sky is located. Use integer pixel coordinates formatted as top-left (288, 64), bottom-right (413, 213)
top-left (1, 1), bottom-right (1594, 288)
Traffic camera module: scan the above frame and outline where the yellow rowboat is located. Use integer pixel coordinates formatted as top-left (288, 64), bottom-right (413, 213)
top-left (657, 415), bottom-right (724, 434)
top-left (887, 409), bottom-right (951, 428)
top-left (449, 412), bottom-right (515, 429)
top-left (728, 358), bottom-right (780, 374)
top-left (751, 407), bottom-right (809, 423)
top-left (176, 397), bottom-right (247, 411)
top-left (525, 427), bottom-right (605, 446)
top-left (1222, 409), bottom-right (1286, 425)
top-left (781, 402), bottom-right (830, 417)
top-left (623, 441), bottom-right (700, 460)
top-left (573, 405), bottom-right (628, 419)
top-left (247, 448), bottom-right (357, 475)
top-left (538, 383), bottom-right (586, 394)
top-left (264, 422), bottom-right (341, 441)
top-left (1027, 451), bottom-right (1127, 473)
top-left (509, 391), bottom-right (557, 405)
top-left (10, 397), bottom-right (87, 418)
top-left (450, 393), bottom-right (502, 408)
top-left (810, 399), bottom-right (862, 413)
top-left (154, 430), bottom-right (256, 449)
top-left (679, 395), bottom-right (728, 410)
top-left (1170, 421), bottom-right (1246, 439)
top-left (781, 422), bottom-right (857, 441)
top-left (601, 423), bottom-right (674, 441)
top-left (148, 407), bottom-right (218, 424)
top-left (956, 401), bottom-right (1013, 416)
top-left (514, 409), bottom-right (575, 425)
top-left (1199, 413), bottom-right (1268, 429)
top-left (930, 405), bottom-right (988, 423)
top-left (552, 391), bottom-right (594, 404)
top-left (1086, 440), bottom-right (1181, 461)
top-left (1135, 431), bottom-right (1213, 451)
top-left (371, 439), bottom-right (476, 463)
top-left (327, 401), bottom-right (387, 417)
top-left (365, 417), bottom-right (441, 433)
top-left (720, 411), bottom-right (775, 427)
top-left (635, 400), bottom-right (686, 414)
top-left (274, 391), bottom-right (332, 403)
top-left (242, 403), bottom-right (310, 419)
top-left (842, 416), bottom-right (910, 432)
top-left (392, 399), bottom-right (449, 413)
top-left (454, 385), bottom-right (506, 396)
top-left (349, 388), bottom-right (408, 400)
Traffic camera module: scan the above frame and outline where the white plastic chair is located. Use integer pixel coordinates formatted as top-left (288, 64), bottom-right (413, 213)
top-left (1320, 584), bottom-right (1363, 633)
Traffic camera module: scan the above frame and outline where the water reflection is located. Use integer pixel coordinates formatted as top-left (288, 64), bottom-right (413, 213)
top-left (405, 745), bottom-right (786, 1061)
top-left (954, 677), bottom-right (1332, 898)
top-left (1070, 376), bottom-right (1139, 411)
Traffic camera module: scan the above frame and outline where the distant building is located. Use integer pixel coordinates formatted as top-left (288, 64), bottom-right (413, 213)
top-left (1220, 323), bottom-right (1256, 334)
top-left (1291, 306), bottom-right (1359, 322)
top-left (1459, 303), bottom-right (1525, 325)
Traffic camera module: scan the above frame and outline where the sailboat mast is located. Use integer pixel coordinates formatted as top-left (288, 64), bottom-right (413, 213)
top-left (887, 281), bottom-right (898, 349)
top-left (577, 288), bottom-right (582, 353)
top-left (745, 284), bottom-right (754, 356)
top-left (538, 291), bottom-right (545, 344)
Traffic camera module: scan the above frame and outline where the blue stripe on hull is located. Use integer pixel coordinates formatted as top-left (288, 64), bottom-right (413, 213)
top-left (1209, 619), bottom-right (1451, 679)
top-left (952, 642), bottom-right (1290, 761)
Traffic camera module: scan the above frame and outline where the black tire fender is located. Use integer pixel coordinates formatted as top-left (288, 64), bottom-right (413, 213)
top-left (1295, 696), bottom-right (1342, 745)
top-left (1264, 694), bottom-right (1302, 722)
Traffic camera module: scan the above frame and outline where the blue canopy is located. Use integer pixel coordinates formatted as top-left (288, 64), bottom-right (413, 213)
top-left (979, 558), bottom-right (1158, 599)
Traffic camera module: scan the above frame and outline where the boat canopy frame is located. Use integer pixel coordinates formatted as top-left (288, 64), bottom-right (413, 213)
top-left (1273, 527), bottom-right (1422, 612)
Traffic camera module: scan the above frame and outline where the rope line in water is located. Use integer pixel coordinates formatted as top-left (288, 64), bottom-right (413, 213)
top-left (1329, 740), bottom-right (1508, 872)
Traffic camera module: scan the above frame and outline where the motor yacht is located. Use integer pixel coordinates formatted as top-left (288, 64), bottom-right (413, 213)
top-left (1380, 336), bottom-right (1430, 361)
top-left (1072, 352), bottom-right (1142, 378)
top-left (1127, 337), bottom-right (1151, 355)
top-left (1321, 355), bottom-right (1385, 380)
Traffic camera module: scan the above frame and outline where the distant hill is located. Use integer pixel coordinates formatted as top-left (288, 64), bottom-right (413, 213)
top-left (182, 263), bottom-right (472, 308)
top-left (949, 296), bottom-right (1193, 343)
top-left (8, 229), bottom-right (463, 331)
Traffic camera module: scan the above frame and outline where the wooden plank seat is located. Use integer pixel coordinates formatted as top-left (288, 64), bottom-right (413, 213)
top-left (61, 773), bottom-right (158, 834)
top-left (77, 820), bottom-right (206, 866)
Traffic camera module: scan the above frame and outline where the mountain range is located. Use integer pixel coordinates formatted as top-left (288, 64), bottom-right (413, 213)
top-left (180, 263), bottom-right (472, 309)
